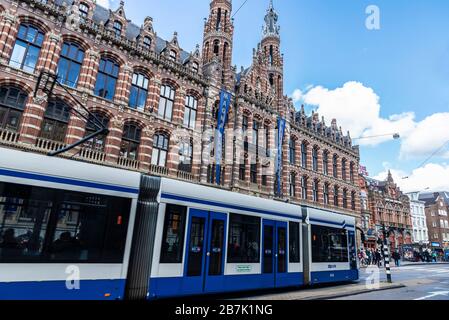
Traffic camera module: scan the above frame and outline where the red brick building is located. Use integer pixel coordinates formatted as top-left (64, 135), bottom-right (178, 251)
top-left (360, 172), bottom-right (413, 252)
top-left (419, 192), bottom-right (449, 250)
top-left (0, 0), bottom-right (360, 218)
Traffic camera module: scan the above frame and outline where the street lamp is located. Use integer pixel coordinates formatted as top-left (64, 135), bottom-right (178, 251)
top-left (353, 133), bottom-right (401, 141)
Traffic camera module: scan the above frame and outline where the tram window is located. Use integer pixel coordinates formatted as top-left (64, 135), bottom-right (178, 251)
top-left (289, 222), bottom-right (301, 263)
top-left (227, 213), bottom-right (260, 263)
top-left (160, 205), bottom-right (187, 264)
top-left (0, 182), bottom-right (132, 263)
top-left (0, 183), bottom-right (53, 261)
top-left (311, 225), bottom-right (349, 263)
top-left (48, 193), bottom-right (130, 263)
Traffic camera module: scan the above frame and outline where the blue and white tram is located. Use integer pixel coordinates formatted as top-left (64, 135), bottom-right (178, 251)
top-left (0, 147), bottom-right (358, 300)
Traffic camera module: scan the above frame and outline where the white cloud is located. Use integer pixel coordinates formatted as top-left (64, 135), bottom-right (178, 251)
top-left (301, 81), bottom-right (416, 146)
top-left (400, 113), bottom-right (449, 160)
top-left (96, 0), bottom-right (112, 8)
top-left (373, 163), bottom-right (449, 193)
top-left (295, 82), bottom-right (448, 158)
top-left (291, 89), bottom-right (303, 103)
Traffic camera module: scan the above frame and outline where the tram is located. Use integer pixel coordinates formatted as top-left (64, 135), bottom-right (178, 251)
top-left (0, 147), bottom-right (358, 300)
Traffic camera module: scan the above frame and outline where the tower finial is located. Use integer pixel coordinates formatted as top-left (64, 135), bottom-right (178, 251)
top-left (263, 0), bottom-right (280, 38)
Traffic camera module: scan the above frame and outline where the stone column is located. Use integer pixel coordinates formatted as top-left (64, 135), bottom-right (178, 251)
top-left (0, 12), bottom-right (18, 63)
top-left (18, 96), bottom-right (47, 145)
top-left (78, 49), bottom-right (100, 93)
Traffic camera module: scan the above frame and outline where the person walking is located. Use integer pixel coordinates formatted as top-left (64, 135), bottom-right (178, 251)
top-left (376, 249), bottom-right (382, 267)
top-left (393, 250), bottom-right (401, 267)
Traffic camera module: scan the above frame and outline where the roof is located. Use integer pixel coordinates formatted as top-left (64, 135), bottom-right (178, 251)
top-left (57, 1), bottom-right (192, 63)
top-left (419, 192), bottom-right (449, 206)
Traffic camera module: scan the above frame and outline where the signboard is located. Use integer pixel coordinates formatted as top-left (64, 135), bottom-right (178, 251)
top-left (236, 265), bottom-right (252, 273)
top-left (431, 242), bottom-right (441, 248)
top-left (215, 89), bottom-right (232, 185)
top-left (359, 165), bottom-right (369, 176)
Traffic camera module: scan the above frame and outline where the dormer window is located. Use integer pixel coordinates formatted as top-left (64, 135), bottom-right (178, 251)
top-left (143, 36), bottom-right (152, 50)
top-left (113, 21), bottom-right (122, 38)
top-left (192, 62), bottom-right (199, 73)
top-left (169, 50), bottom-right (177, 62)
top-left (79, 3), bottom-right (89, 22)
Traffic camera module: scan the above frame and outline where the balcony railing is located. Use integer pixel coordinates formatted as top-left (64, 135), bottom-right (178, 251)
top-left (149, 164), bottom-right (169, 177)
top-left (78, 147), bottom-right (106, 163)
top-left (35, 137), bottom-right (66, 153)
top-left (0, 128), bottom-right (19, 144)
top-left (177, 170), bottom-right (194, 182)
top-left (117, 156), bottom-right (140, 170)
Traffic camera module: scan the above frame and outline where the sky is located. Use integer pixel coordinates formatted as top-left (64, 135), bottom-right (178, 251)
top-left (100, 0), bottom-right (449, 193)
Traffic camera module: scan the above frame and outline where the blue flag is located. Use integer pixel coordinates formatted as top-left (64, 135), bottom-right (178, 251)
top-left (215, 90), bottom-right (232, 185)
top-left (276, 117), bottom-right (286, 196)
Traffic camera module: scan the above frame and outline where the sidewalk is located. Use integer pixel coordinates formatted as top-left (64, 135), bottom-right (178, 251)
top-left (239, 282), bottom-right (405, 301)
top-left (360, 261), bottom-right (449, 269)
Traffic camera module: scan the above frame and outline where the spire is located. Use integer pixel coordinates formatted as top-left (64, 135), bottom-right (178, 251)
top-left (263, 0), bottom-right (280, 38)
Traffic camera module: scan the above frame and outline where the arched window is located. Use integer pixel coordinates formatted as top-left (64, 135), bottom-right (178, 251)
top-left (289, 173), bottom-right (296, 198)
top-left (179, 139), bottom-right (193, 172)
top-left (94, 57), bottom-right (119, 100)
top-left (142, 36), bottom-right (152, 50)
top-left (120, 124), bottom-right (141, 160)
top-left (151, 133), bottom-right (169, 167)
top-left (192, 62), bottom-right (199, 73)
top-left (169, 50), bottom-right (177, 62)
top-left (334, 186), bottom-right (339, 207)
top-left (350, 162), bottom-right (355, 183)
top-left (113, 21), bottom-right (122, 38)
top-left (343, 189), bottom-right (348, 209)
top-left (40, 99), bottom-right (71, 142)
top-left (312, 147), bottom-right (319, 172)
top-left (0, 86), bottom-right (27, 131)
top-left (129, 72), bottom-right (149, 111)
top-left (213, 40), bottom-right (220, 56)
top-left (313, 179), bottom-right (319, 202)
top-left (289, 139), bottom-right (296, 164)
top-left (351, 191), bottom-right (356, 211)
top-left (216, 8), bottom-right (222, 31)
top-left (322, 151), bottom-right (329, 175)
top-left (342, 159), bottom-right (347, 181)
top-left (301, 176), bottom-right (308, 200)
top-left (84, 112), bottom-right (109, 152)
top-left (301, 142), bottom-right (308, 169)
top-left (183, 95), bottom-right (197, 129)
top-left (333, 154), bottom-right (338, 178)
top-left (9, 24), bottom-right (45, 72)
top-left (253, 121), bottom-right (260, 151)
top-left (158, 85), bottom-right (175, 121)
top-left (323, 183), bottom-right (330, 205)
top-left (79, 3), bottom-right (89, 22)
top-left (269, 45), bottom-right (274, 66)
top-left (57, 42), bottom-right (85, 88)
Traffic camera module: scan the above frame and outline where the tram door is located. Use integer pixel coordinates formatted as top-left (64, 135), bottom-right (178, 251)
top-left (184, 209), bottom-right (227, 294)
top-left (263, 220), bottom-right (288, 287)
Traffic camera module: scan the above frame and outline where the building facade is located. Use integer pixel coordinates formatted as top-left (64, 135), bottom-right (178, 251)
top-left (360, 172), bottom-right (413, 252)
top-left (406, 192), bottom-right (429, 246)
top-left (419, 192), bottom-right (449, 250)
top-left (0, 0), bottom-right (360, 218)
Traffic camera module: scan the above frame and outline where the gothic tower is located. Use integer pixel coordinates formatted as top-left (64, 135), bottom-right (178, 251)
top-left (202, 0), bottom-right (234, 90)
top-left (261, 0), bottom-right (283, 101)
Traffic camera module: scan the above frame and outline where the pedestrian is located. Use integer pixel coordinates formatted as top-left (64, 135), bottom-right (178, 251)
top-left (432, 251), bottom-right (438, 263)
top-left (393, 251), bottom-right (401, 267)
top-left (376, 249), bottom-right (382, 267)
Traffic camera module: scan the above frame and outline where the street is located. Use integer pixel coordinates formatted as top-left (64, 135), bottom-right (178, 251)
top-left (334, 264), bottom-right (449, 300)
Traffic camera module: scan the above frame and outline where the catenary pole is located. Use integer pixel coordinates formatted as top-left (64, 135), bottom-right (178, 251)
top-left (382, 224), bottom-right (393, 283)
